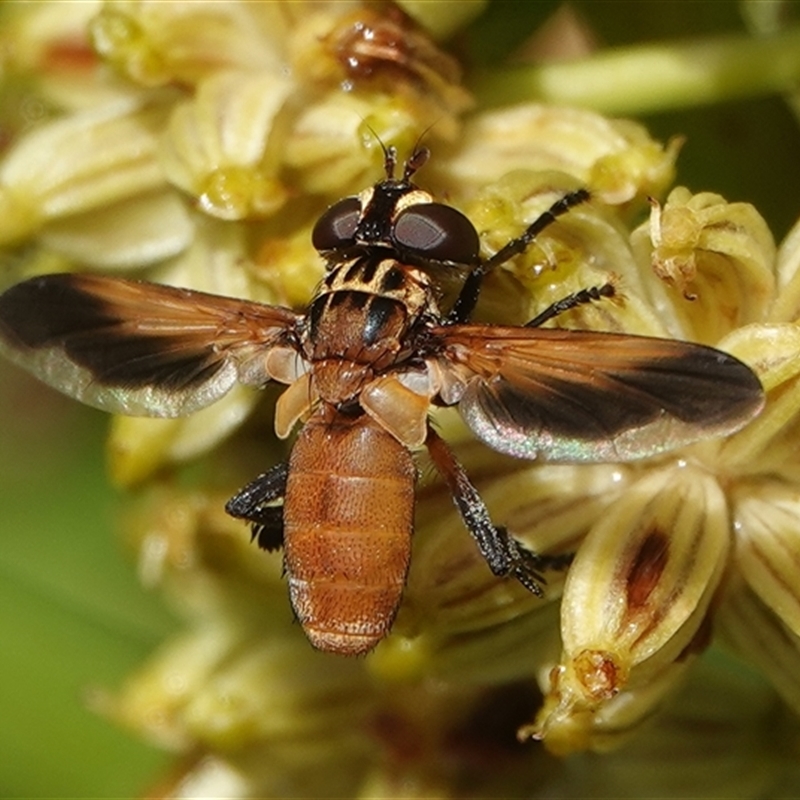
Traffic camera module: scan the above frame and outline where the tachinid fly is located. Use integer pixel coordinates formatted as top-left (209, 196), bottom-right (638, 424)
top-left (0, 146), bottom-right (765, 655)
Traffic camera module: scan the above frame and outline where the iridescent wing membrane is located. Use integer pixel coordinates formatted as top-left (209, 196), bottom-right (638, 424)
top-left (433, 324), bottom-right (763, 462)
top-left (0, 274), bottom-right (298, 417)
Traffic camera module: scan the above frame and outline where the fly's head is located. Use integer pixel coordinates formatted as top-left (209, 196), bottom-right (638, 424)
top-left (311, 145), bottom-right (480, 270)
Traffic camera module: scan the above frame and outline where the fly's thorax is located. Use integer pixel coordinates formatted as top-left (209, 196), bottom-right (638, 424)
top-left (318, 255), bottom-right (434, 317)
top-left (301, 256), bottom-right (437, 406)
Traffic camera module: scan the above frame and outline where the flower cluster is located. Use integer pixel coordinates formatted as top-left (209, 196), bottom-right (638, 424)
top-left (3, 1), bottom-right (800, 796)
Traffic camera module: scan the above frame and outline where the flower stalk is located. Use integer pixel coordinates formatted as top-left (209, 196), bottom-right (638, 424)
top-left (474, 25), bottom-right (800, 115)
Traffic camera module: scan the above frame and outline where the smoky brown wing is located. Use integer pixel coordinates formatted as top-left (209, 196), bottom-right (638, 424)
top-left (0, 273), bottom-right (299, 417)
top-left (434, 325), bottom-right (764, 462)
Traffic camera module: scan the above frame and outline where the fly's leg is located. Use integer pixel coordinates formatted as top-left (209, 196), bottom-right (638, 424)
top-left (225, 461), bottom-right (289, 552)
top-left (425, 426), bottom-right (571, 595)
top-left (525, 283), bottom-right (616, 328)
top-left (448, 188), bottom-right (591, 324)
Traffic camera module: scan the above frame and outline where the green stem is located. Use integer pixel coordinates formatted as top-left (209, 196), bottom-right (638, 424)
top-left (472, 26), bottom-right (800, 115)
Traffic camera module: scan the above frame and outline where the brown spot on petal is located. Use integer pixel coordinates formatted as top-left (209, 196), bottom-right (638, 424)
top-left (625, 528), bottom-right (670, 609)
top-left (44, 38), bottom-right (98, 71)
top-left (573, 649), bottom-right (622, 700)
top-left (327, 7), bottom-right (461, 92)
top-left (335, 9), bottom-right (415, 82)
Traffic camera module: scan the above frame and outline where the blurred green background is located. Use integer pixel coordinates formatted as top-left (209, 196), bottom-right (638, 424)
top-left (1, 1), bottom-right (799, 796)
top-left (0, 369), bottom-right (175, 796)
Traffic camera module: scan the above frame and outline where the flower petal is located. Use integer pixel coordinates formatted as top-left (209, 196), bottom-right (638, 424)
top-left (563, 464), bottom-right (729, 665)
top-left (558, 654), bottom-right (787, 793)
top-left (439, 104), bottom-right (678, 207)
top-left (732, 481), bottom-right (800, 638)
top-left (527, 657), bottom-right (691, 755)
top-left (108, 386), bottom-right (259, 487)
top-left (282, 94), bottom-right (409, 196)
top-left (289, 5), bottom-right (472, 137)
top-left (0, 0), bottom-right (126, 112)
top-left (89, 1), bottom-right (288, 87)
top-left (40, 189), bottom-right (193, 269)
top-left (535, 464), bottom-right (730, 750)
top-left (161, 71), bottom-right (293, 220)
top-left (718, 576), bottom-right (800, 716)
top-left (0, 98), bottom-right (168, 244)
top-left (716, 323), bottom-right (800, 479)
top-left (770, 212), bottom-right (800, 321)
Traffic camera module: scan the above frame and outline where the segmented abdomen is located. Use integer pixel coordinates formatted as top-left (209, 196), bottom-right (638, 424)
top-left (283, 410), bottom-right (416, 655)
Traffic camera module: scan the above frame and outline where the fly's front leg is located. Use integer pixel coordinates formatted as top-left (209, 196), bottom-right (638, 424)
top-left (448, 188), bottom-right (591, 325)
top-left (225, 461), bottom-right (289, 552)
top-left (425, 426), bottom-right (570, 595)
top-left (525, 283), bottom-right (616, 328)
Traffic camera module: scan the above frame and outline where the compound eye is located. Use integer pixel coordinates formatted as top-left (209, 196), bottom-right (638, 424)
top-left (312, 196), bottom-right (362, 251)
top-left (393, 203), bottom-right (479, 264)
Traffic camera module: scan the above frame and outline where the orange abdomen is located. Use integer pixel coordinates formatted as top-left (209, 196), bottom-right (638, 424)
top-left (283, 410), bottom-right (416, 655)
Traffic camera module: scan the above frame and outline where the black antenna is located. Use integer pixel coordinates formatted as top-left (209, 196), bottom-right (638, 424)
top-left (402, 146), bottom-right (429, 181)
top-left (402, 124), bottom-right (436, 181)
top-left (362, 122), bottom-right (436, 182)
top-left (361, 121), bottom-right (397, 179)
top-left (383, 144), bottom-right (398, 180)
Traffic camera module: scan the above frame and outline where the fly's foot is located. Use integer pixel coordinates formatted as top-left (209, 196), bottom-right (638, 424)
top-left (501, 529), bottom-right (574, 597)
